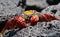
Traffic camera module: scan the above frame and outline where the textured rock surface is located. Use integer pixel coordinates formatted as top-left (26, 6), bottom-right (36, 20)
top-left (26, 0), bottom-right (48, 8)
top-left (0, 0), bottom-right (20, 16)
top-left (0, 0), bottom-right (24, 21)
top-left (0, 0), bottom-right (60, 37)
top-left (41, 4), bottom-right (60, 18)
top-left (3, 20), bottom-right (60, 37)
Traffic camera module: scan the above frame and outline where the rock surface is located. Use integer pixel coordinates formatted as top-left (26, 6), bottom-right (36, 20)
top-left (0, 0), bottom-right (60, 37)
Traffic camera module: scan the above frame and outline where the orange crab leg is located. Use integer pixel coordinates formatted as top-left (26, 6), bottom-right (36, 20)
top-left (1, 18), bottom-right (14, 34)
top-left (39, 13), bottom-right (49, 22)
top-left (45, 13), bottom-right (60, 21)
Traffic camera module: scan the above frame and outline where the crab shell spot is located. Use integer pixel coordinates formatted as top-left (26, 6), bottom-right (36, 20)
top-left (30, 15), bottom-right (39, 26)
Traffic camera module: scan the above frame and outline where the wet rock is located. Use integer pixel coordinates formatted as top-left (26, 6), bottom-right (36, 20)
top-left (46, 0), bottom-right (60, 5)
top-left (41, 5), bottom-right (60, 18)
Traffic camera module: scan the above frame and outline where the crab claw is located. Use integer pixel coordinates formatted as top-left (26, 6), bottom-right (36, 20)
top-left (5, 16), bottom-right (27, 29)
top-left (14, 16), bottom-right (27, 28)
top-left (1, 16), bottom-right (26, 34)
top-left (45, 13), bottom-right (60, 21)
top-left (10, 16), bottom-right (26, 28)
top-left (40, 13), bottom-right (49, 22)
top-left (30, 15), bottom-right (39, 26)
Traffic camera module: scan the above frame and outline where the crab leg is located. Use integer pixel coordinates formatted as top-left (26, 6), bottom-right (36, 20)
top-left (1, 18), bottom-right (14, 34)
top-left (39, 13), bottom-right (49, 22)
top-left (45, 13), bottom-right (60, 21)
top-left (1, 16), bottom-right (27, 34)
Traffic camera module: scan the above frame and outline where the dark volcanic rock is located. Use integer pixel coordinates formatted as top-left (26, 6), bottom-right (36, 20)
top-left (46, 0), bottom-right (60, 5)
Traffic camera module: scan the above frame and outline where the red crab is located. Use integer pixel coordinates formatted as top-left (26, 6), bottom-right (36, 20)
top-left (1, 16), bottom-right (26, 34)
top-left (0, 13), bottom-right (60, 34)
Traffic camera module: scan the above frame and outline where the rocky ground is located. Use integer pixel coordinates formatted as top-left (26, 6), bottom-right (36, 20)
top-left (0, 0), bottom-right (60, 37)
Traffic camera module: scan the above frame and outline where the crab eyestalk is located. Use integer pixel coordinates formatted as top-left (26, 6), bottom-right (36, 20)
top-left (1, 16), bottom-right (27, 34)
top-left (30, 15), bottom-right (39, 26)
